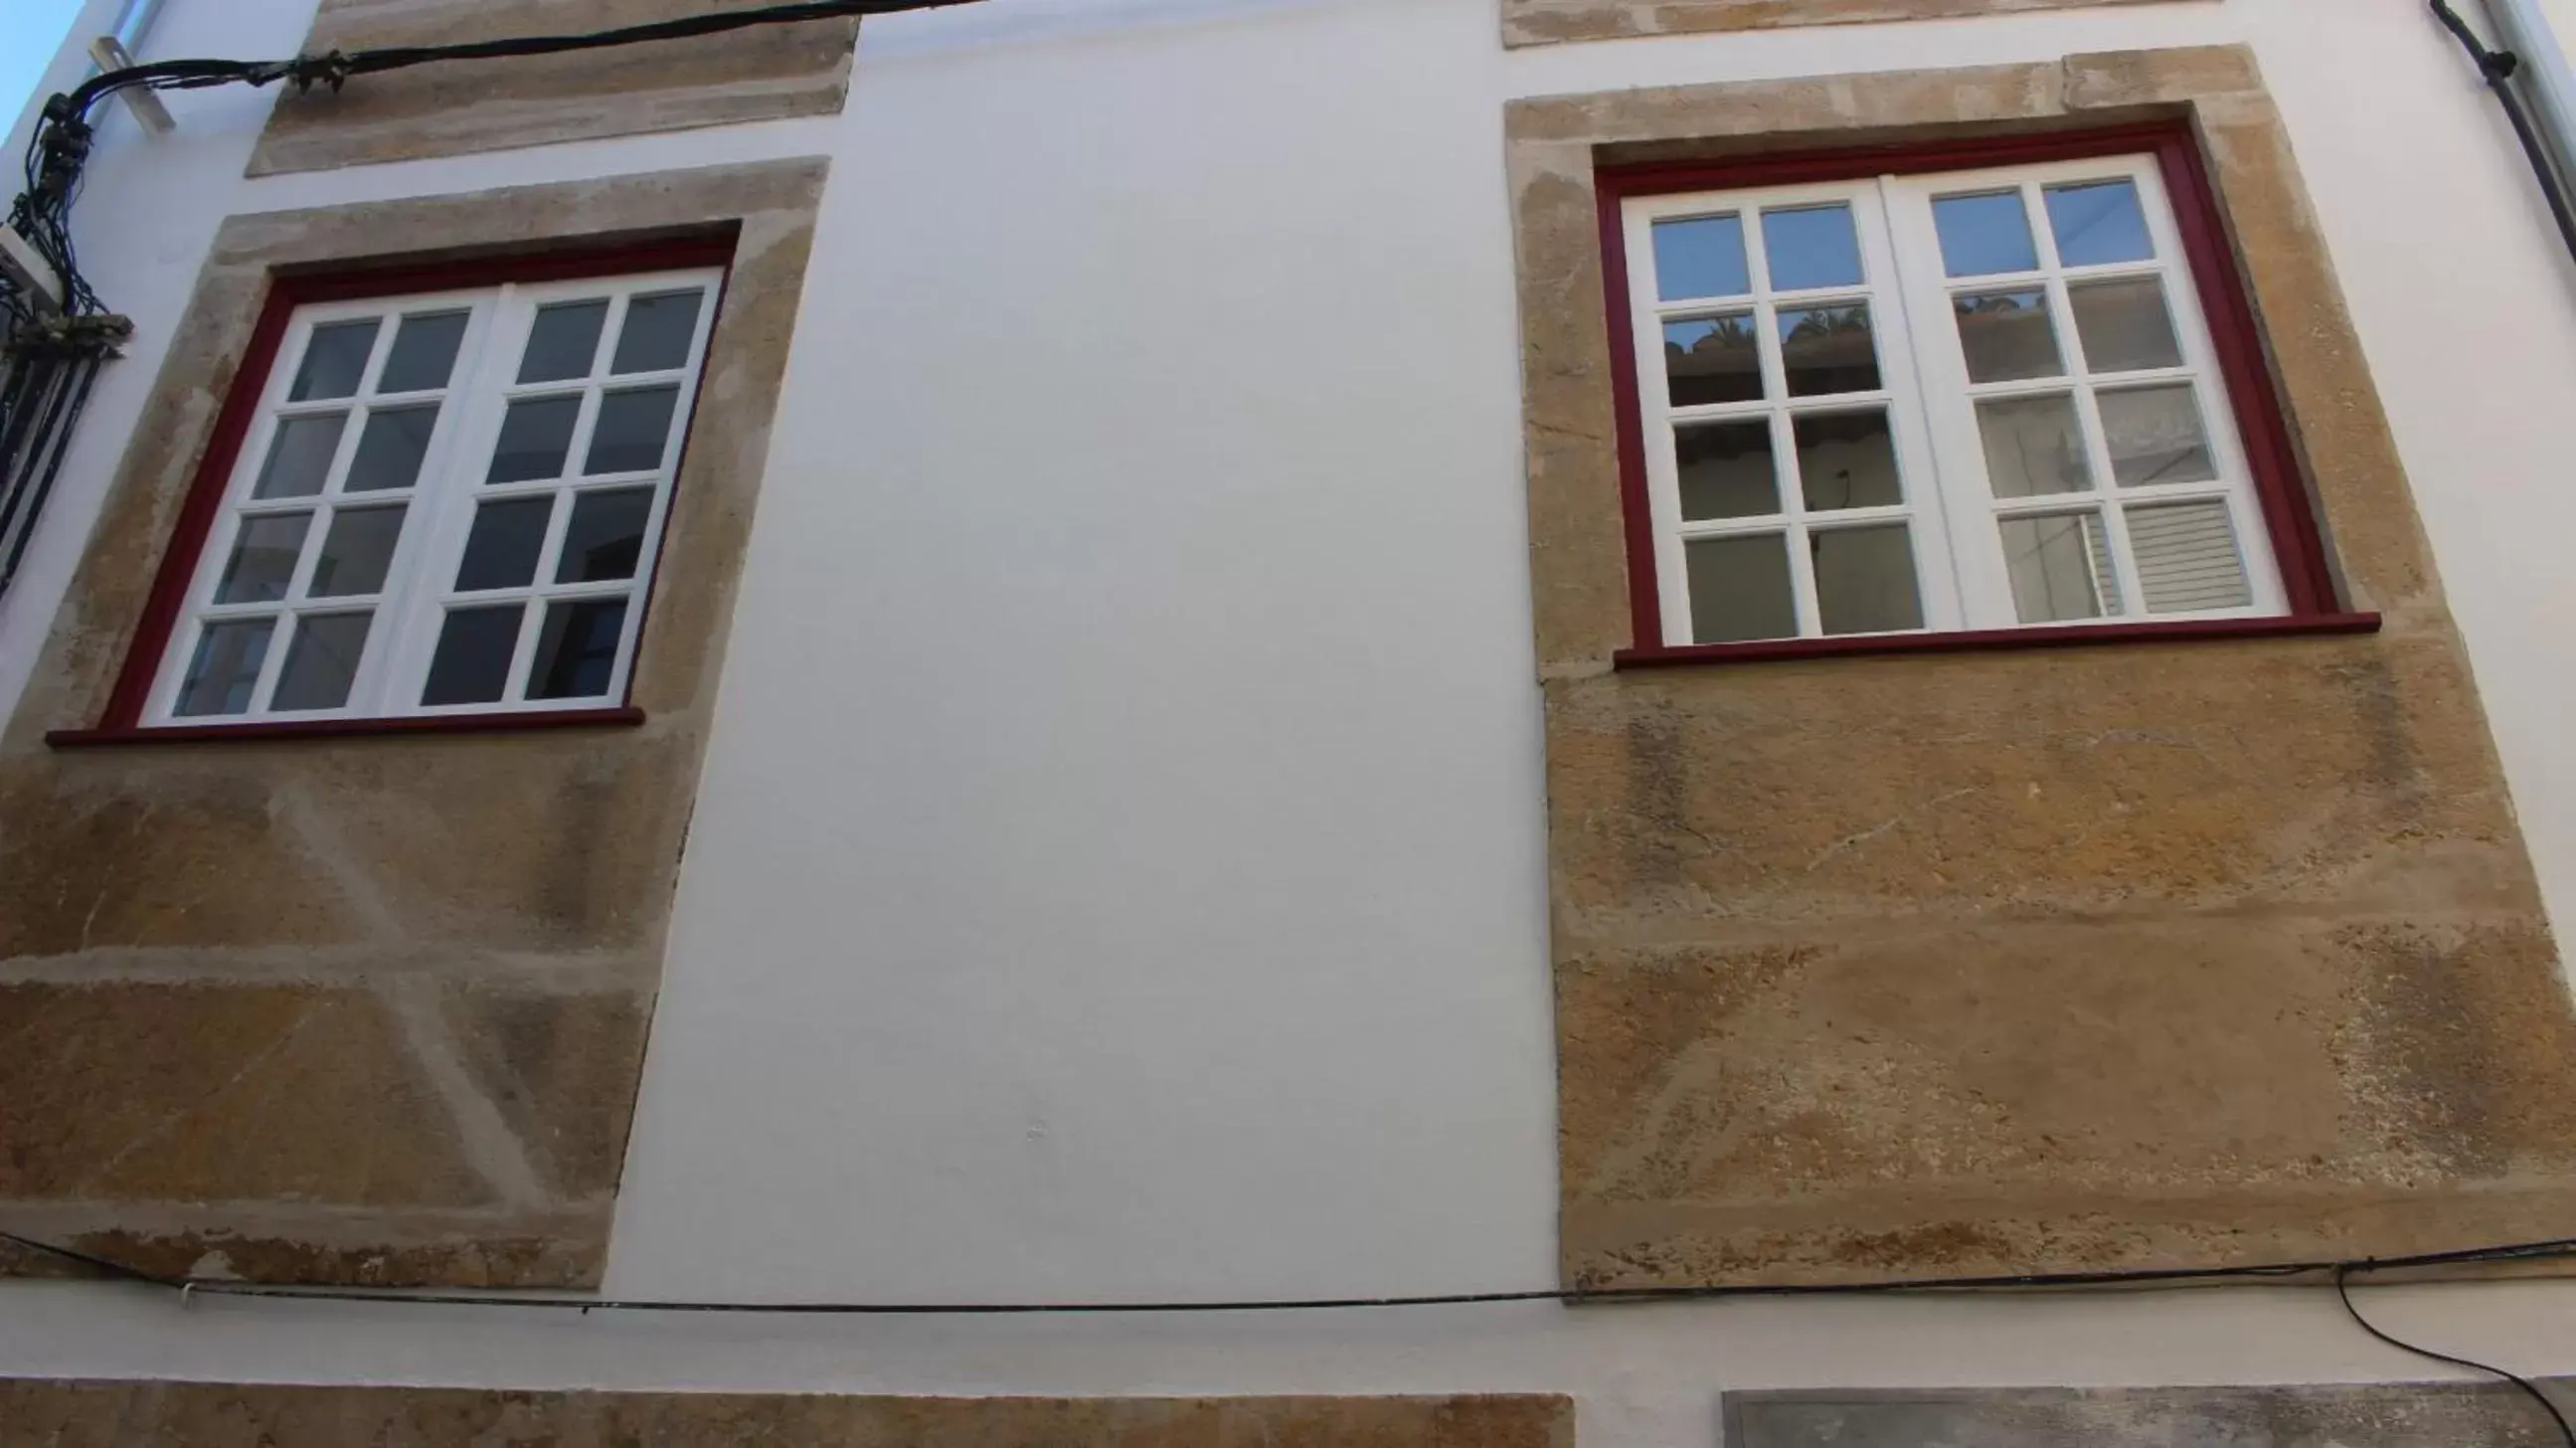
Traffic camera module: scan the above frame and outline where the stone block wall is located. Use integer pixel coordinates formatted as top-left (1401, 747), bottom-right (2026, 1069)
top-left (1506, 48), bottom-right (2576, 1290)
top-left (0, 159), bottom-right (827, 1287)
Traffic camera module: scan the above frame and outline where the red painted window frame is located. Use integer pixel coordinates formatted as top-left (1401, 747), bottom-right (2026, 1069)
top-left (1596, 121), bottom-right (2372, 669)
top-left (51, 233), bottom-right (738, 748)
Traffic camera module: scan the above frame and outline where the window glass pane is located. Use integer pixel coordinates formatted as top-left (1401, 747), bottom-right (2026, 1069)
top-left (1794, 410), bottom-right (1903, 510)
top-left (1932, 191), bottom-right (2038, 276)
top-left (1975, 395), bottom-right (2094, 498)
top-left (585, 386), bottom-right (682, 474)
top-left (1651, 215), bottom-right (1751, 301)
top-left (1779, 304), bottom-right (1879, 397)
top-left (214, 512), bottom-right (311, 604)
top-left (309, 505), bottom-right (407, 598)
top-left (253, 413), bottom-right (347, 499)
top-left (1684, 533), bottom-right (1797, 643)
top-left (288, 319), bottom-right (380, 401)
top-left (1811, 524), bottom-right (1923, 634)
top-left (2069, 276), bottom-right (2182, 373)
top-left (346, 404), bottom-right (438, 492)
top-left (487, 396), bottom-right (582, 483)
top-left (2100, 385), bottom-right (2217, 487)
top-left (271, 613), bottom-right (373, 712)
top-left (1674, 420), bottom-right (1778, 521)
top-left (175, 619), bottom-right (274, 717)
top-left (2001, 512), bottom-right (2122, 624)
top-left (518, 300), bottom-right (609, 384)
top-left (1761, 204), bottom-right (1863, 291)
top-left (1664, 314), bottom-right (1762, 408)
top-left (379, 311), bottom-right (469, 393)
top-left (2128, 499), bottom-right (2253, 614)
top-left (1953, 288), bottom-right (2063, 383)
top-left (611, 290), bottom-right (705, 374)
top-left (454, 496), bottom-right (555, 591)
top-left (556, 487), bottom-right (656, 583)
top-left (2045, 180), bottom-right (2155, 268)
top-left (422, 604), bottom-right (526, 706)
top-left (528, 598), bottom-right (631, 700)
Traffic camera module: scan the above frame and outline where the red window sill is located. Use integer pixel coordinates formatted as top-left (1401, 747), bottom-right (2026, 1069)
top-left (47, 707), bottom-right (647, 748)
top-left (1612, 612), bottom-right (2382, 670)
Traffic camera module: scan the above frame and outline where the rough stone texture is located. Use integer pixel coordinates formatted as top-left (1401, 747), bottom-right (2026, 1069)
top-left (1502, 0), bottom-right (2172, 49)
top-left (0, 159), bottom-right (828, 1287)
top-left (250, 0), bottom-right (863, 176)
top-left (1726, 1382), bottom-right (2576, 1446)
top-left (1506, 49), bottom-right (2576, 1290)
top-left (0, 1384), bottom-right (1575, 1448)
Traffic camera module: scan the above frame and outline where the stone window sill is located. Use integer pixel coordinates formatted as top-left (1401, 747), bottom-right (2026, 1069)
top-left (47, 707), bottom-right (646, 748)
top-left (1613, 613), bottom-right (2382, 670)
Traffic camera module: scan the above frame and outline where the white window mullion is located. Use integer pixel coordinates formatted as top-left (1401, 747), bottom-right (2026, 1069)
top-left (1852, 177), bottom-right (1961, 634)
top-left (352, 299), bottom-right (497, 717)
top-left (371, 294), bottom-right (509, 715)
top-left (1885, 173), bottom-right (2020, 632)
top-left (1775, 410), bottom-right (1822, 638)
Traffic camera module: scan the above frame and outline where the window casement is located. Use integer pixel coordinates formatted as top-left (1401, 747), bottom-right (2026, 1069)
top-left (1603, 129), bottom-right (2355, 660)
top-left (120, 251), bottom-right (725, 731)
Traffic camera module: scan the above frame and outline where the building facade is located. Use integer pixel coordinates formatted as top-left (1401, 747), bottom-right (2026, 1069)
top-left (3, 0), bottom-right (2576, 1441)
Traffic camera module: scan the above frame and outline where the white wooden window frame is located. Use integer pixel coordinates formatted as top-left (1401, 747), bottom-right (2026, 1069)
top-left (144, 267), bottom-right (722, 725)
top-left (1621, 153), bottom-right (2288, 648)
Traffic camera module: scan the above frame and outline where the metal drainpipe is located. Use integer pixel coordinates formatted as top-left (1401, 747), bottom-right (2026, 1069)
top-left (2449, 0), bottom-right (2576, 266)
top-left (2480, 0), bottom-right (2576, 183)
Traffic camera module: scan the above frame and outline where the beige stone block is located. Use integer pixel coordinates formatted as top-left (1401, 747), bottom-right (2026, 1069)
top-left (250, 0), bottom-right (861, 175)
top-left (1543, 632), bottom-right (2534, 934)
top-left (0, 734), bottom-right (692, 959)
top-left (1557, 919), bottom-right (2576, 1288)
top-left (1503, 0), bottom-right (2175, 49)
top-left (0, 1386), bottom-right (1577, 1448)
top-left (56, 1214), bottom-right (608, 1288)
top-left (0, 982), bottom-right (489, 1206)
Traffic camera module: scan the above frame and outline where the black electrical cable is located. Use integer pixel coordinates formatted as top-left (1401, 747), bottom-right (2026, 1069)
top-left (2430, 0), bottom-right (2576, 270)
top-left (6, 1227), bottom-right (2576, 1318)
top-left (49, 0), bottom-right (986, 123)
top-left (2334, 1264), bottom-right (2576, 1448)
top-left (0, 0), bottom-right (985, 603)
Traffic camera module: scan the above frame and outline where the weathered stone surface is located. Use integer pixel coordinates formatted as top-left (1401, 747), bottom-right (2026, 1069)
top-left (250, 0), bottom-right (862, 175)
top-left (0, 1204), bottom-right (609, 1288)
top-left (0, 980), bottom-right (639, 1285)
top-left (0, 1384), bottom-right (1575, 1448)
top-left (0, 983), bottom-right (487, 1205)
top-left (1507, 49), bottom-right (2576, 1289)
top-left (439, 985), bottom-right (654, 1200)
top-left (1503, 0), bottom-right (2166, 49)
top-left (1727, 1383), bottom-right (2576, 1446)
top-left (0, 160), bottom-right (827, 1287)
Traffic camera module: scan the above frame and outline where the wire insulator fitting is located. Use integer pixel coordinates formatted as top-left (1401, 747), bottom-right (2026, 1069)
top-left (286, 52), bottom-right (352, 93)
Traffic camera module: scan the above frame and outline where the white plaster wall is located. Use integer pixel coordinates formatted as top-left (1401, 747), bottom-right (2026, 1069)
top-left (8, 0), bottom-right (2576, 1443)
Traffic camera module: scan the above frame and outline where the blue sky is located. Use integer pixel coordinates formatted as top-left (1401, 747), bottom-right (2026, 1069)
top-left (3, 0), bottom-right (85, 125)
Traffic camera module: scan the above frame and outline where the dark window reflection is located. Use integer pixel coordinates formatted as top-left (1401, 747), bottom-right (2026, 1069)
top-left (1663, 314), bottom-right (1762, 408)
